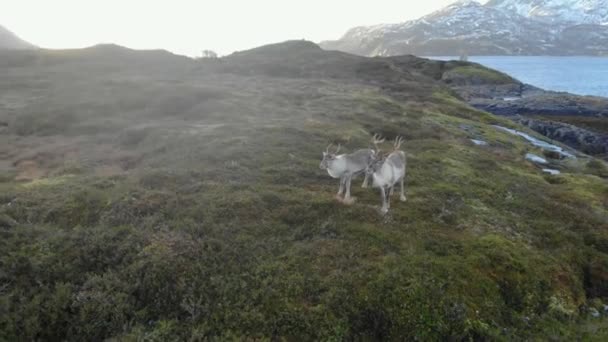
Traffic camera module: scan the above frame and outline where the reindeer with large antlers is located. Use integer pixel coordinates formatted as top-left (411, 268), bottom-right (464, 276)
top-left (366, 136), bottom-right (407, 214)
top-left (319, 134), bottom-right (384, 203)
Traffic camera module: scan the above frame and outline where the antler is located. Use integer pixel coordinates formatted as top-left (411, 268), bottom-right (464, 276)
top-left (326, 143), bottom-right (341, 154)
top-left (371, 134), bottom-right (385, 158)
top-left (393, 136), bottom-right (404, 150)
top-left (371, 134), bottom-right (385, 150)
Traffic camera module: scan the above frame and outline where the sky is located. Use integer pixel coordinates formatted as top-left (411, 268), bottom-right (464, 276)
top-left (2, 0), bottom-right (472, 56)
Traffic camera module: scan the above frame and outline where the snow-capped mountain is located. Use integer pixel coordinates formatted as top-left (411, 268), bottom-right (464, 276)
top-left (487, 0), bottom-right (608, 25)
top-left (0, 25), bottom-right (36, 50)
top-left (321, 0), bottom-right (608, 56)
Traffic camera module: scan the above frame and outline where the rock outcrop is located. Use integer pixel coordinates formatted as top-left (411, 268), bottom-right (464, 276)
top-left (515, 117), bottom-right (608, 156)
top-left (417, 58), bottom-right (608, 157)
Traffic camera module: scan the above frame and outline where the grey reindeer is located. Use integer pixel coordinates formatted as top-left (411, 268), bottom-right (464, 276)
top-left (319, 135), bottom-right (384, 203)
top-left (366, 136), bottom-right (407, 214)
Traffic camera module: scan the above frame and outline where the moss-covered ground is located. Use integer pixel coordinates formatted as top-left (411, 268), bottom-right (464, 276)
top-left (1, 42), bottom-right (607, 340)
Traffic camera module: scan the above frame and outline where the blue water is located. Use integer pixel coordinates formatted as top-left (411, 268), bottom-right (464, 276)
top-left (429, 56), bottom-right (608, 98)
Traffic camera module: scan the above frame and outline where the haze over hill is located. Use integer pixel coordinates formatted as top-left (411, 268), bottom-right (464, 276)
top-left (1, 41), bottom-right (607, 340)
top-left (0, 25), bottom-right (35, 50)
top-left (0, 1), bottom-right (462, 56)
top-left (321, 0), bottom-right (608, 56)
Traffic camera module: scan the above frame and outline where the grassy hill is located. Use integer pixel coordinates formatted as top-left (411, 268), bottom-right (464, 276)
top-left (1, 41), bottom-right (607, 340)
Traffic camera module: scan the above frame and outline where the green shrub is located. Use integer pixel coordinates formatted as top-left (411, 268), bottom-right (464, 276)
top-left (586, 159), bottom-right (608, 178)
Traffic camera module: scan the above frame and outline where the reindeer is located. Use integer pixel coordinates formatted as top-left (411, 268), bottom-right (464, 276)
top-left (319, 135), bottom-right (384, 203)
top-left (366, 136), bottom-right (407, 214)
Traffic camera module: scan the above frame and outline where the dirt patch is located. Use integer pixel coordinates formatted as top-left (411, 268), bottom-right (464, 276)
top-left (15, 159), bottom-right (46, 181)
top-left (94, 164), bottom-right (125, 177)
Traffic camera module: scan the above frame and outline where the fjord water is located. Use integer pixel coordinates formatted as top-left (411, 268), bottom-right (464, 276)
top-left (430, 56), bottom-right (608, 97)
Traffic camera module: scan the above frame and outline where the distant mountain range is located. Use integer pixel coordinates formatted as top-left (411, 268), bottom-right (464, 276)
top-left (321, 0), bottom-right (608, 56)
top-left (0, 25), bottom-right (36, 50)
top-left (488, 0), bottom-right (608, 25)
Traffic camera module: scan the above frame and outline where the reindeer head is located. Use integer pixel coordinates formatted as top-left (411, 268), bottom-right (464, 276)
top-left (365, 134), bottom-right (386, 176)
top-left (365, 153), bottom-right (386, 177)
top-left (319, 143), bottom-right (341, 169)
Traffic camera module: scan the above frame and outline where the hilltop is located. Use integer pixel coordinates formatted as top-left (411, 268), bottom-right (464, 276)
top-left (1, 41), bottom-right (607, 340)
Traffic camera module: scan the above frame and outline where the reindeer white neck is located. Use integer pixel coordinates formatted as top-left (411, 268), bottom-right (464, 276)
top-left (325, 155), bottom-right (349, 178)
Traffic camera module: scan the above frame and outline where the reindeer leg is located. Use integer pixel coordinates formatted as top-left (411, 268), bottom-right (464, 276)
top-left (362, 173), bottom-right (369, 188)
top-left (389, 186), bottom-right (394, 196)
top-left (344, 174), bottom-right (355, 204)
top-left (385, 186), bottom-right (391, 210)
top-left (399, 176), bottom-right (407, 202)
top-left (379, 186), bottom-right (388, 214)
top-left (336, 176), bottom-right (345, 200)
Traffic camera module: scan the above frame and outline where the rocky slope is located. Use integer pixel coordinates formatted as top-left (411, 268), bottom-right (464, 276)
top-left (320, 0), bottom-right (608, 56)
top-left (515, 116), bottom-right (608, 155)
top-left (0, 25), bottom-right (36, 50)
top-left (412, 57), bottom-right (608, 157)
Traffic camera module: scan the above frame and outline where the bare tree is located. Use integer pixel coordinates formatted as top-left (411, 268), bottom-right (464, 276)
top-left (201, 50), bottom-right (218, 59)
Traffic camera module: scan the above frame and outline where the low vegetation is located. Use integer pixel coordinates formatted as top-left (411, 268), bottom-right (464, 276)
top-left (1, 42), bottom-right (607, 340)
top-left (442, 64), bottom-right (516, 85)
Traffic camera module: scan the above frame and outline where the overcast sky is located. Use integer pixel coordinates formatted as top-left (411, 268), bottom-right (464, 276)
top-left (2, 0), bottom-right (475, 56)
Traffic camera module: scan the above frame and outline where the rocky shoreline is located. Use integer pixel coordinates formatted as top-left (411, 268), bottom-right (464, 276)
top-left (515, 117), bottom-right (608, 157)
top-left (440, 62), bottom-right (608, 160)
